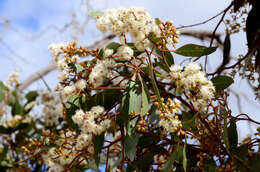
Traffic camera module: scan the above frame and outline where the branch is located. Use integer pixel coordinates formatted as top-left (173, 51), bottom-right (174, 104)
top-left (18, 34), bottom-right (115, 92)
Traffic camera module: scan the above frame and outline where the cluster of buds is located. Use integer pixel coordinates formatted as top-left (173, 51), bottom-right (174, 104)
top-left (136, 119), bottom-right (148, 131)
top-left (155, 98), bottom-right (182, 134)
top-left (155, 20), bottom-right (179, 50)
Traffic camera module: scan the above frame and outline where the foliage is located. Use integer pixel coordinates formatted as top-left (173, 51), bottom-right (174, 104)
top-left (0, 3), bottom-right (259, 172)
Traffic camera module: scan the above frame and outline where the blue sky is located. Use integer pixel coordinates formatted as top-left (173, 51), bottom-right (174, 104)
top-left (0, 0), bottom-right (258, 139)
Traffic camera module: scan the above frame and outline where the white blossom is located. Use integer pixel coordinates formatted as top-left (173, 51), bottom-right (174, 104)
top-left (88, 59), bottom-right (115, 88)
top-left (62, 85), bottom-right (76, 98)
top-left (103, 48), bottom-right (114, 58)
top-left (75, 79), bottom-right (87, 90)
top-left (96, 7), bottom-right (161, 51)
top-left (117, 45), bottom-right (133, 60)
top-left (48, 42), bottom-right (68, 57)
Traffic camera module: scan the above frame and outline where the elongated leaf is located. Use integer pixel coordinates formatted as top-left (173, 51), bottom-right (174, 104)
top-left (211, 75), bottom-right (234, 92)
top-left (223, 33), bottom-right (231, 66)
top-left (106, 42), bottom-right (121, 51)
top-left (0, 126), bottom-right (11, 134)
top-left (228, 118), bottom-right (238, 155)
top-left (182, 111), bottom-right (195, 129)
top-left (66, 94), bottom-right (80, 109)
top-left (11, 97), bottom-right (22, 116)
top-left (149, 64), bottom-right (163, 108)
top-left (138, 74), bottom-right (150, 117)
top-left (203, 158), bottom-right (217, 172)
top-left (141, 67), bottom-right (163, 78)
top-left (125, 75), bottom-right (142, 160)
top-left (92, 89), bottom-right (122, 110)
top-left (0, 81), bottom-right (6, 102)
top-left (132, 147), bottom-right (165, 171)
top-left (125, 132), bottom-right (140, 161)
top-left (161, 151), bottom-right (176, 172)
top-left (0, 145), bottom-right (8, 162)
top-left (183, 140), bottom-right (187, 172)
top-left (175, 44), bottom-right (217, 57)
top-left (94, 132), bottom-right (105, 166)
top-left (223, 111), bottom-right (229, 151)
top-left (25, 91), bottom-right (38, 102)
top-left (155, 48), bottom-right (174, 66)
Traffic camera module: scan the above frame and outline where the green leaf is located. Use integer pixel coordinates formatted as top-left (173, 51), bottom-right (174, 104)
top-left (162, 145), bottom-right (184, 172)
top-left (0, 145), bottom-right (8, 162)
top-left (120, 74), bottom-right (142, 161)
top-left (155, 18), bottom-right (160, 25)
top-left (66, 94), bottom-right (80, 109)
top-left (25, 91), bottom-right (38, 102)
top-left (182, 111), bottom-right (195, 129)
top-left (91, 89), bottom-right (122, 110)
top-left (0, 126), bottom-right (11, 134)
top-left (141, 67), bottom-right (163, 78)
top-left (109, 153), bottom-right (122, 172)
top-left (211, 75), bottom-right (234, 92)
top-left (106, 42), bottom-right (121, 51)
top-left (125, 132), bottom-right (140, 161)
top-left (137, 134), bottom-right (160, 148)
top-left (94, 132), bottom-right (105, 166)
top-left (223, 111), bottom-right (229, 151)
top-left (138, 74), bottom-right (150, 117)
top-left (174, 44), bottom-right (217, 57)
top-left (125, 75), bottom-right (141, 161)
top-left (11, 99), bottom-right (22, 116)
top-left (155, 48), bottom-right (174, 66)
top-left (149, 64), bottom-right (163, 108)
top-left (0, 81), bottom-right (6, 102)
top-left (149, 105), bottom-right (159, 124)
top-left (98, 48), bottom-right (104, 58)
top-left (153, 61), bottom-right (170, 73)
top-left (128, 75), bottom-right (141, 117)
top-left (161, 150), bottom-right (176, 172)
top-left (223, 33), bottom-right (231, 65)
top-left (203, 158), bottom-right (217, 172)
top-left (132, 147), bottom-right (165, 171)
top-left (228, 118), bottom-right (238, 155)
top-left (88, 10), bottom-right (104, 18)
top-left (183, 140), bottom-right (187, 172)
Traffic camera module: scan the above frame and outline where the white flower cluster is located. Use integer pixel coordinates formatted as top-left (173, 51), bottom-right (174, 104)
top-left (116, 45), bottom-right (134, 60)
top-left (89, 59), bottom-right (115, 88)
top-left (42, 106), bottom-right (110, 171)
top-left (170, 63), bottom-right (215, 111)
top-left (73, 106), bottom-right (110, 150)
top-left (0, 113), bottom-right (33, 128)
top-left (48, 42), bottom-right (68, 58)
top-left (42, 131), bottom-right (83, 172)
top-left (71, 106), bottom-right (110, 157)
top-left (72, 106), bottom-right (110, 136)
top-left (96, 7), bottom-right (161, 51)
top-left (158, 99), bottom-right (182, 134)
top-left (40, 91), bottom-right (63, 126)
top-left (1, 114), bottom-right (22, 128)
top-left (5, 71), bottom-right (19, 89)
